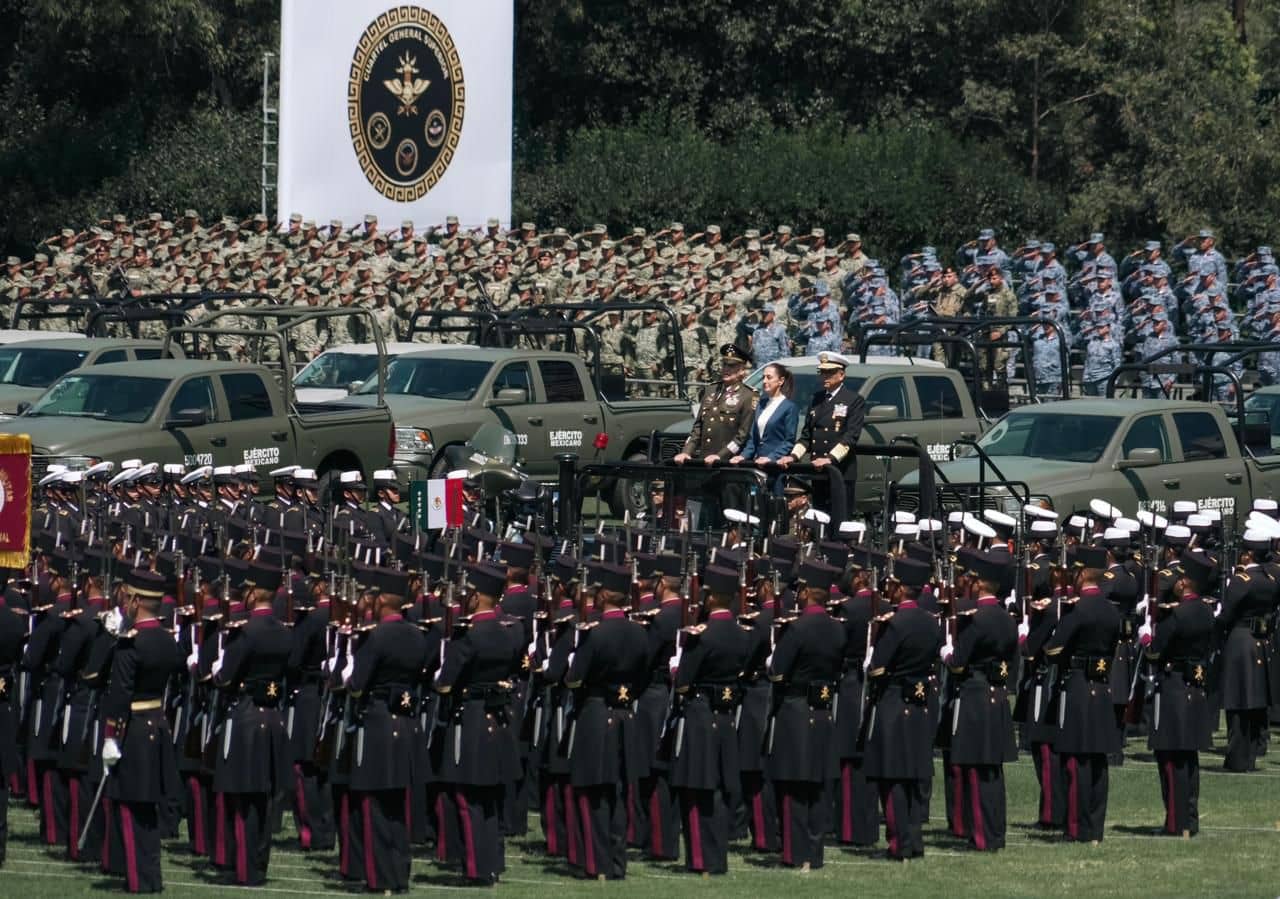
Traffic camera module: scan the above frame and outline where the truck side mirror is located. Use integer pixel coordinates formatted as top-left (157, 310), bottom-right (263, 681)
top-left (165, 407), bottom-right (208, 429)
top-left (347, 380), bottom-right (364, 394)
top-left (1116, 447), bottom-right (1161, 469)
top-left (485, 388), bottom-right (527, 407)
top-left (865, 404), bottom-right (899, 423)
top-left (15, 401), bottom-right (29, 416)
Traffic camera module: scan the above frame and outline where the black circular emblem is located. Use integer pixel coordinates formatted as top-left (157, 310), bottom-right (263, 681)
top-left (348, 6), bottom-right (465, 201)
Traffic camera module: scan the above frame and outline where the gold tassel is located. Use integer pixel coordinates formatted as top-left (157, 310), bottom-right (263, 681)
top-left (0, 434), bottom-right (31, 456)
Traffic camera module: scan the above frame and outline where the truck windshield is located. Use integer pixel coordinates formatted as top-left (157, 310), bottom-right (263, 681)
top-left (294, 352), bottom-right (383, 389)
top-left (0, 347), bottom-right (88, 388)
top-left (977, 411), bottom-right (1121, 463)
top-left (358, 356), bottom-right (491, 401)
top-left (26, 373), bottom-right (168, 423)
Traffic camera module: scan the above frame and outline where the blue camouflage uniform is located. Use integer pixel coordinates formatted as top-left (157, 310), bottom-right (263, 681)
top-left (751, 318), bottom-right (792, 366)
top-left (1081, 328), bottom-right (1123, 395)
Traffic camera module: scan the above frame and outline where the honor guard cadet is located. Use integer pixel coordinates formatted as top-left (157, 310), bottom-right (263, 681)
top-left (765, 559), bottom-right (845, 871)
top-left (347, 567), bottom-right (428, 893)
top-left (0, 573), bottom-right (26, 866)
top-left (778, 352), bottom-right (866, 520)
top-left (862, 559), bottom-right (942, 861)
top-left (210, 561), bottom-right (292, 885)
top-left (562, 562), bottom-right (650, 880)
top-left (435, 564), bottom-right (523, 886)
top-left (100, 570), bottom-right (185, 894)
top-left (636, 552), bottom-right (684, 861)
top-left (1139, 548), bottom-right (1215, 836)
top-left (940, 552), bottom-right (1019, 851)
top-left (668, 565), bottom-right (750, 877)
top-left (1043, 547), bottom-right (1123, 844)
top-left (285, 572), bottom-right (335, 851)
top-left (1216, 532), bottom-right (1277, 772)
top-left (737, 560), bottom-right (779, 852)
top-left (367, 470), bottom-right (408, 546)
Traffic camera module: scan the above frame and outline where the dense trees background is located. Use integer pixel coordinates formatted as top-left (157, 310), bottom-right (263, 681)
top-left (3, 0), bottom-right (1279, 259)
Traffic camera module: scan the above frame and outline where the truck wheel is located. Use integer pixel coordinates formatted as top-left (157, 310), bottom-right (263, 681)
top-left (608, 452), bottom-right (650, 519)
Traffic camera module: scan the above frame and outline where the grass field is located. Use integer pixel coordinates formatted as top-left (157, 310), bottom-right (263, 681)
top-left (4, 732), bottom-right (1279, 898)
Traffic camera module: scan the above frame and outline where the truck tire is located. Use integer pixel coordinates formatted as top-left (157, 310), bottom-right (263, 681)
top-left (608, 452), bottom-right (650, 519)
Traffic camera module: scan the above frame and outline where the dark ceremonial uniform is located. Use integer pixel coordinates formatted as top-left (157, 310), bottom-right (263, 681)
top-left (1016, 596), bottom-right (1065, 827)
top-left (0, 594), bottom-right (26, 866)
top-left (212, 605), bottom-right (292, 884)
top-left (862, 599), bottom-right (943, 860)
top-left (669, 604), bottom-right (749, 875)
top-left (564, 608), bottom-right (650, 879)
top-left (285, 597), bottom-right (335, 851)
top-left (102, 617), bottom-right (184, 893)
top-left (498, 572), bottom-right (535, 835)
top-left (945, 597), bottom-right (1018, 851)
top-left (22, 589), bottom-right (70, 847)
top-left (790, 380), bottom-right (865, 518)
top-left (765, 603), bottom-right (844, 868)
top-left (636, 591), bottom-right (682, 860)
top-left (1101, 560), bottom-right (1141, 741)
top-left (53, 597), bottom-right (109, 861)
top-left (737, 597), bottom-right (777, 851)
top-left (436, 607), bottom-right (523, 885)
top-left (832, 587), bottom-right (881, 846)
top-left (1043, 585), bottom-right (1122, 842)
top-left (535, 598), bottom-right (578, 862)
top-left (1217, 567), bottom-right (1276, 771)
top-left (368, 499), bottom-right (407, 547)
top-left (1144, 594), bottom-right (1213, 835)
top-left (349, 609), bottom-right (428, 893)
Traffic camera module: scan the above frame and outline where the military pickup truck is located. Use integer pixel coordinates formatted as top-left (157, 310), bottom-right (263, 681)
top-left (898, 398), bottom-right (1280, 519)
top-left (0, 338), bottom-right (177, 414)
top-left (660, 358), bottom-right (987, 512)
top-left (0, 308), bottom-right (394, 490)
top-left (335, 345), bottom-right (692, 514)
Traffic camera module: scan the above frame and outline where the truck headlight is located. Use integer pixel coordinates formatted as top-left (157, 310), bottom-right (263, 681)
top-left (395, 427), bottom-right (433, 456)
top-left (54, 455), bottom-right (101, 472)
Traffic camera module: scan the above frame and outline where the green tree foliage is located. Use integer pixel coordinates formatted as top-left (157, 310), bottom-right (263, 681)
top-left (4, 0), bottom-right (1280, 259)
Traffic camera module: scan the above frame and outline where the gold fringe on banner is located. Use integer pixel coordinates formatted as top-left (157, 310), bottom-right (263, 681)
top-left (0, 432), bottom-right (33, 564)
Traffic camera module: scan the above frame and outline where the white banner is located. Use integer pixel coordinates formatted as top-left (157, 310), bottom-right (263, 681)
top-left (277, 0), bottom-right (512, 230)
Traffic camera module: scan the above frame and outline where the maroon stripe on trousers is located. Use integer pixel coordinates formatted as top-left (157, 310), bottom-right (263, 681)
top-left (120, 803), bottom-right (141, 893)
top-left (294, 764), bottom-right (311, 850)
top-left (880, 783), bottom-right (899, 857)
top-left (456, 790), bottom-right (478, 880)
top-left (363, 795), bottom-right (377, 890)
top-left (189, 776), bottom-right (206, 855)
top-left (752, 789), bottom-right (766, 850)
top-left (215, 791), bottom-right (227, 867)
top-left (42, 769), bottom-right (56, 843)
top-left (564, 784), bottom-right (579, 865)
top-left (1065, 756), bottom-right (1080, 840)
top-left (968, 768), bottom-right (987, 850)
top-left (234, 801), bottom-right (248, 883)
top-left (686, 794), bottom-right (704, 871)
top-left (578, 793), bottom-right (597, 876)
top-left (435, 792), bottom-right (447, 862)
top-left (648, 784), bottom-right (661, 860)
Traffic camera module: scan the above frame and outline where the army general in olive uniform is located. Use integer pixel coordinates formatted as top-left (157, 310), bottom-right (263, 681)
top-left (674, 344), bottom-right (758, 520)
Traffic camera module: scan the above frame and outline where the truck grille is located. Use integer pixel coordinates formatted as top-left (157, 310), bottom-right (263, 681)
top-left (31, 454), bottom-right (51, 485)
top-left (648, 431), bottom-right (686, 464)
top-left (892, 484), bottom-right (1014, 517)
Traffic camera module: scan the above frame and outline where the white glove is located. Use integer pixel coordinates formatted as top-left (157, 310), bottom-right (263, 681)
top-left (102, 737), bottom-right (122, 768)
top-left (186, 648), bottom-right (200, 673)
top-left (1213, 602), bottom-right (1223, 619)
top-left (939, 640), bottom-right (954, 663)
top-left (1018, 620), bottom-right (1030, 640)
top-left (103, 608), bottom-right (124, 636)
top-left (668, 647), bottom-right (683, 680)
top-left (1004, 592), bottom-right (1018, 610)
top-left (1138, 622), bottom-right (1153, 642)
top-left (340, 652), bottom-right (355, 685)
top-left (1135, 596), bottom-right (1150, 615)
top-left (210, 649), bottom-right (225, 679)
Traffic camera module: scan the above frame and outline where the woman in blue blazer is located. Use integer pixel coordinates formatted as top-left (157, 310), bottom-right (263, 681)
top-left (731, 362), bottom-right (799, 493)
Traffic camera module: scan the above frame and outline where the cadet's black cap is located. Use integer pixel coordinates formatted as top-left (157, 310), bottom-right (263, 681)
top-left (894, 557), bottom-right (932, 589)
top-left (653, 552), bottom-right (683, 578)
top-left (588, 562), bottom-right (631, 595)
top-left (497, 541), bottom-right (535, 571)
top-left (379, 568), bottom-right (411, 599)
top-left (817, 540), bottom-right (849, 569)
top-left (245, 561), bottom-right (283, 593)
top-left (465, 563), bottom-right (506, 598)
top-left (634, 551), bottom-right (659, 578)
top-left (702, 564), bottom-right (739, 596)
top-left (968, 551), bottom-right (1014, 593)
top-left (1075, 545), bottom-right (1109, 569)
top-left (127, 568), bottom-right (166, 598)
top-left (551, 555), bottom-right (579, 583)
top-left (796, 559), bottom-right (840, 592)
top-left (1179, 548), bottom-right (1214, 592)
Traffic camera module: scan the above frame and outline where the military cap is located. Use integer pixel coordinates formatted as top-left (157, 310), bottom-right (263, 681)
top-left (846, 233), bottom-right (862, 243)
top-left (376, 567), bottom-right (410, 598)
top-left (796, 559), bottom-right (839, 591)
top-left (815, 351), bottom-right (849, 371)
top-left (701, 564), bottom-right (738, 596)
top-left (775, 225), bottom-right (792, 235)
top-left (127, 568), bottom-right (167, 598)
top-left (464, 563), bottom-right (506, 598)
top-left (977, 228), bottom-right (996, 241)
top-left (1198, 229), bottom-right (1214, 239)
top-left (669, 222), bottom-right (685, 231)
top-left (588, 562), bottom-right (631, 595)
top-left (497, 541), bottom-right (535, 571)
top-left (1074, 545), bottom-right (1109, 569)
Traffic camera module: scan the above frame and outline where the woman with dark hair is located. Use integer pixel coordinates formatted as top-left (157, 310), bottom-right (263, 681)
top-left (731, 363), bottom-right (798, 494)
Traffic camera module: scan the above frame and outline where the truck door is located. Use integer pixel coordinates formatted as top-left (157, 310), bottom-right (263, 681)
top-left (1167, 410), bottom-right (1250, 517)
top-left (163, 375), bottom-right (224, 468)
top-left (857, 375), bottom-right (911, 504)
top-left (486, 361), bottom-right (544, 471)
top-left (910, 373), bottom-right (982, 464)
top-left (1117, 412), bottom-right (1181, 514)
top-left (535, 359), bottom-right (600, 473)
top-left (219, 371), bottom-right (292, 472)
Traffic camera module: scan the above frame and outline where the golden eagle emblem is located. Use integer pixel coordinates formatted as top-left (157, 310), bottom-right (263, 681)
top-left (401, 691), bottom-right (413, 709)
top-left (998, 661), bottom-right (1009, 679)
top-left (1192, 665), bottom-right (1204, 683)
top-left (819, 685), bottom-right (831, 701)
top-left (913, 681), bottom-right (926, 700)
top-left (384, 53), bottom-right (430, 116)
top-left (722, 686), bottom-right (734, 702)
top-left (266, 681), bottom-right (279, 698)
top-left (617, 686), bottom-right (630, 702)
top-left (1095, 659), bottom-right (1107, 674)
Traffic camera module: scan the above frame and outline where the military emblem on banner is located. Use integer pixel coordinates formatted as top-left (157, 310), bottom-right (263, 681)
top-left (348, 5), bottom-right (466, 201)
top-left (0, 435), bottom-right (29, 567)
